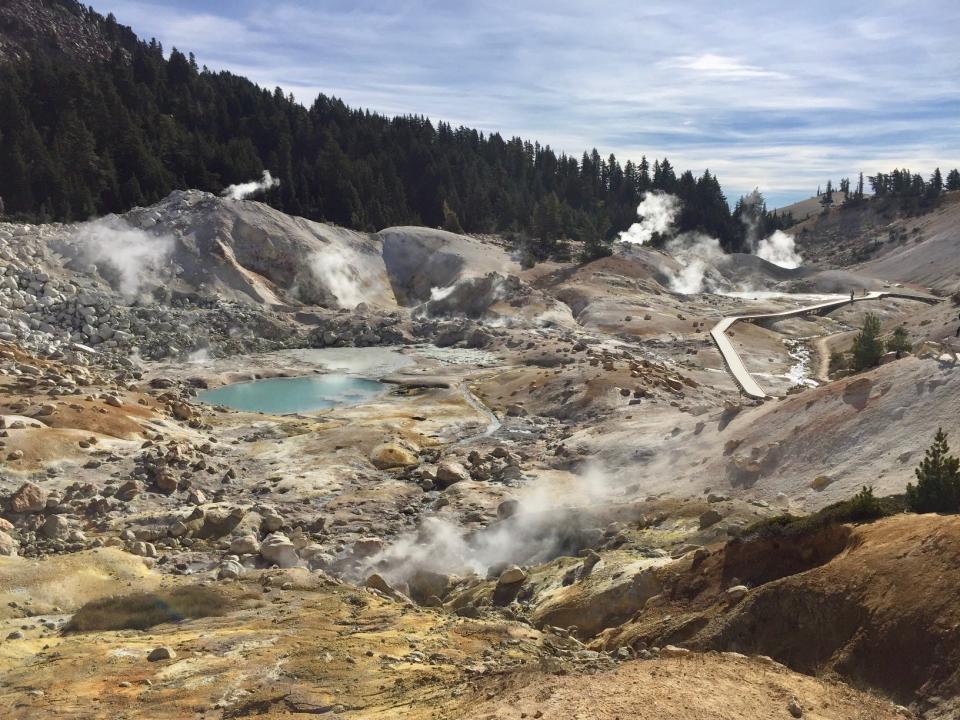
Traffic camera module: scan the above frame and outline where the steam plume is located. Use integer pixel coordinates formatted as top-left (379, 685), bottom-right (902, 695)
top-left (73, 216), bottom-right (174, 299)
top-left (308, 246), bottom-right (367, 308)
top-left (664, 233), bottom-right (726, 294)
top-left (756, 230), bottom-right (802, 269)
top-left (352, 464), bottom-right (617, 586)
top-left (618, 192), bottom-right (680, 245)
top-left (221, 170), bottom-right (279, 200)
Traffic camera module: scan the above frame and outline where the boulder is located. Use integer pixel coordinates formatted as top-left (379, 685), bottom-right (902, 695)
top-left (497, 566), bottom-right (527, 586)
top-left (230, 534), bottom-right (260, 555)
top-left (352, 537), bottom-right (384, 558)
top-left (698, 509), bottom-right (722, 530)
top-left (408, 569), bottom-right (451, 605)
top-left (8, 482), bottom-right (47, 513)
top-left (115, 480), bottom-right (142, 502)
top-left (496, 499), bottom-right (520, 520)
top-left (218, 558), bottom-right (245, 580)
top-left (171, 402), bottom-right (195, 421)
top-left (726, 584), bottom-right (749, 602)
top-left (260, 532), bottom-right (299, 568)
top-left (0, 530), bottom-right (18, 556)
top-left (370, 443), bottom-right (419, 470)
top-left (39, 515), bottom-right (71, 540)
top-left (435, 460), bottom-right (470, 488)
top-left (147, 647), bottom-right (176, 662)
top-left (197, 507), bottom-right (245, 539)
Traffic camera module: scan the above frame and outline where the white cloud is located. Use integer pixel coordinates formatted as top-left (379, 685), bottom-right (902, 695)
top-left (662, 53), bottom-right (787, 79)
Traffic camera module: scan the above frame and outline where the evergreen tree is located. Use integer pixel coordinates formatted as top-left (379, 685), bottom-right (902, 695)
top-left (821, 179), bottom-right (834, 205)
top-left (928, 167), bottom-right (944, 199)
top-left (947, 169), bottom-right (960, 192)
top-left (906, 428), bottom-right (960, 513)
top-left (851, 313), bottom-right (884, 371)
top-left (887, 326), bottom-right (912, 357)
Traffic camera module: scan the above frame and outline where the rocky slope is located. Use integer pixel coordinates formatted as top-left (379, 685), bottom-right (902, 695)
top-left (0, 191), bottom-right (957, 718)
top-left (0, 0), bottom-right (125, 64)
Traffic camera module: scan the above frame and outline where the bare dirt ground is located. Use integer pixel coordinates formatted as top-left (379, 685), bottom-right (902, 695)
top-left (479, 653), bottom-right (905, 720)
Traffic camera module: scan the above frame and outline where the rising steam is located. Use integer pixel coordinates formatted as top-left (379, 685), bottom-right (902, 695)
top-left (72, 216), bottom-right (174, 299)
top-left (308, 246), bottom-right (367, 308)
top-left (221, 170), bottom-right (280, 200)
top-left (756, 230), bottom-right (803, 269)
top-left (618, 192), bottom-right (680, 245)
top-left (664, 233), bottom-right (726, 294)
top-left (352, 464), bottom-right (618, 587)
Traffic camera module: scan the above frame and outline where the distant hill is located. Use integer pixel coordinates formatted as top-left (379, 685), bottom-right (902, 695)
top-left (774, 195), bottom-right (834, 222)
top-left (789, 188), bottom-right (960, 292)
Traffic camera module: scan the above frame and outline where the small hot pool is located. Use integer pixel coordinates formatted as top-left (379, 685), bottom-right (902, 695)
top-left (196, 374), bottom-right (385, 414)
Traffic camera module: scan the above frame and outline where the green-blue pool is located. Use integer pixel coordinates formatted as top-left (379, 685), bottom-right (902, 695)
top-left (196, 374), bottom-right (385, 414)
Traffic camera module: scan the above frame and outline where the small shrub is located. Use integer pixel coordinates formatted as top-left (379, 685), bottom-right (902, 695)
top-left (743, 487), bottom-right (897, 540)
top-left (846, 485), bottom-right (883, 521)
top-left (829, 350), bottom-right (849, 374)
top-left (64, 586), bottom-right (228, 633)
top-left (886, 326), bottom-right (912, 357)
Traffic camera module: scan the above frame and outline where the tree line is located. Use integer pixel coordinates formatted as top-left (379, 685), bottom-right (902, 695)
top-left (817, 167), bottom-right (960, 213)
top-left (0, 1), bottom-right (780, 258)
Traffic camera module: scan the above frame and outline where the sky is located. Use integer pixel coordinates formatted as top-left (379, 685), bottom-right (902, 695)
top-left (93, 0), bottom-right (960, 207)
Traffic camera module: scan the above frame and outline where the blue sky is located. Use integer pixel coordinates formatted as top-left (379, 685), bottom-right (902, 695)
top-left (94, 0), bottom-right (960, 207)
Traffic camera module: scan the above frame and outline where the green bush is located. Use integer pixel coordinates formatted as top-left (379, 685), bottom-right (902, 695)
top-left (886, 326), bottom-right (912, 357)
top-left (906, 428), bottom-right (960, 513)
top-left (744, 486), bottom-right (895, 539)
top-left (829, 350), bottom-right (849, 374)
top-left (846, 485), bottom-right (883, 520)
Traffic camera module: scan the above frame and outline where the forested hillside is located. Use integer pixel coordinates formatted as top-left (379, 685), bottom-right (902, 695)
top-left (0, 0), bottom-right (789, 254)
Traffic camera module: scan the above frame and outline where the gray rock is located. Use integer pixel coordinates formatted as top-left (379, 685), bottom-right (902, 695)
top-left (0, 530), bottom-right (18, 557)
top-left (259, 532), bottom-right (299, 568)
top-left (498, 566), bottom-right (527, 586)
top-left (39, 514), bottom-right (71, 540)
top-left (218, 558), bottom-right (245, 580)
top-left (230, 534), bottom-right (260, 555)
top-left (147, 646), bottom-right (176, 662)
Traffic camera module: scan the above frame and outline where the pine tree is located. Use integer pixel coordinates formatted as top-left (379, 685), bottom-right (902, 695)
top-left (821, 180), bottom-right (834, 205)
top-left (947, 169), bottom-right (960, 192)
top-left (887, 326), bottom-right (912, 357)
top-left (851, 313), bottom-right (884, 370)
top-left (906, 428), bottom-right (960, 513)
top-left (930, 167), bottom-right (943, 194)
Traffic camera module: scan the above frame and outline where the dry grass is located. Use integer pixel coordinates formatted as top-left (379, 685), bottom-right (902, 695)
top-left (64, 585), bottom-right (228, 632)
